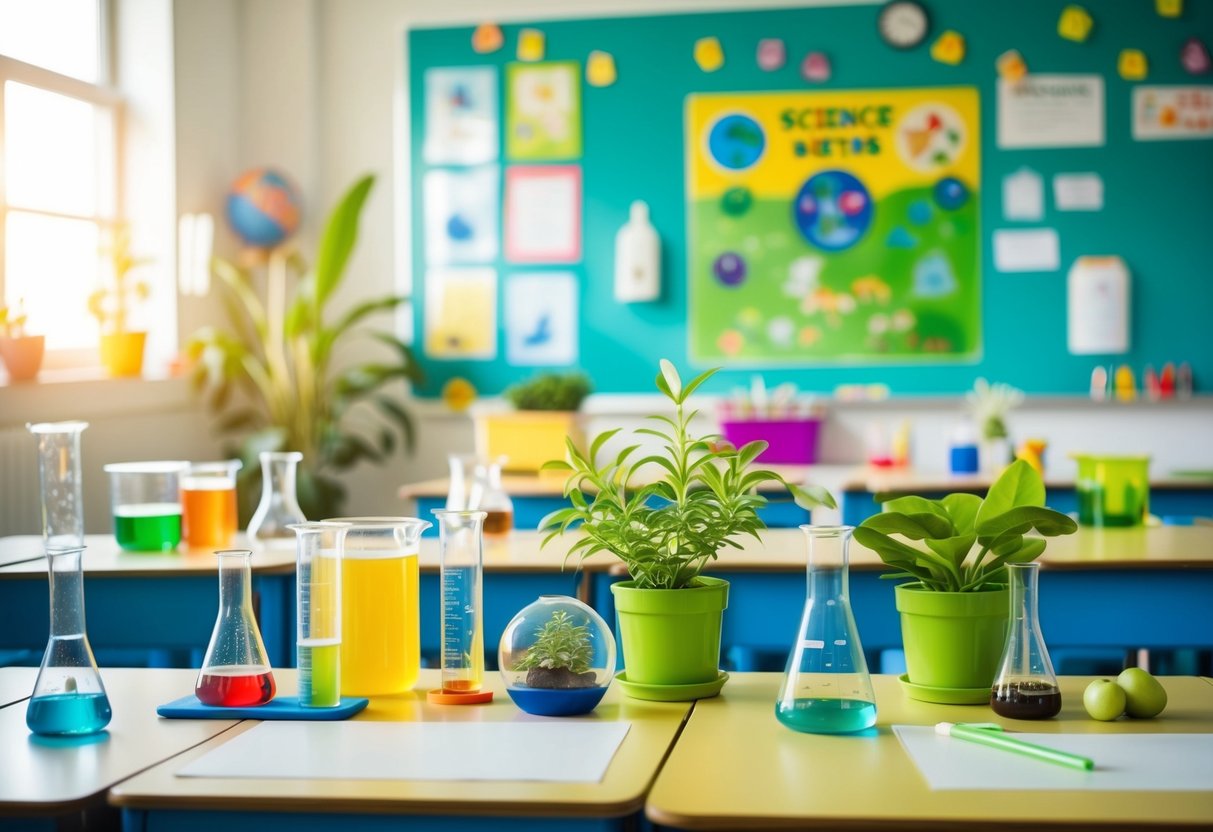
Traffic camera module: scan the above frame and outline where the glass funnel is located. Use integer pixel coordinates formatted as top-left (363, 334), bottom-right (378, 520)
top-left (247, 451), bottom-right (306, 546)
top-left (196, 549), bottom-right (276, 707)
top-left (27, 421), bottom-right (88, 550)
top-left (434, 510), bottom-right (487, 696)
top-left (290, 522), bottom-right (347, 708)
top-left (776, 525), bottom-right (877, 734)
top-left (990, 562), bottom-right (1061, 719)
top-left (27, 546), bottom-right (112, 736)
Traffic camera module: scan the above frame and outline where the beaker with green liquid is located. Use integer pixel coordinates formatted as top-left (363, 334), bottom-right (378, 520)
top-left (104, 461), bottom-right (188, 551)
top-left (1072, 454), bottom-right (1150, 527)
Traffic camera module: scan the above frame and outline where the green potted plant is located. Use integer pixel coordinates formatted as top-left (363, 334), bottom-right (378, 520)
top-left (189, 174), bottom-right (423, 520)
top-left (965, 377), bottom-right (1023, 474)
top-left (539, 360), bottom-right (835, 700)
top-left (854, 459), bottom-right (1076, 702)
top-left (0, 299), bottom-right (45, 382)
top-left (476, 371), bottom-right (592, 473)
top-left (90, 222), bottom-right (152, 377)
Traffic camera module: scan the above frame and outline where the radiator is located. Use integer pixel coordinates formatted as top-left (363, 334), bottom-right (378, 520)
top-left (0, 425), bottom-right (39, 536)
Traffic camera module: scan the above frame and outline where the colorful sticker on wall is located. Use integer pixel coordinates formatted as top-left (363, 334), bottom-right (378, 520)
top-left (1156, 0), bottom-right (1182, 17)
top-left (694, 37), bottom-right (725, 72)
top-left (801, 52), bottom-right (831, 82)
top-left (506, 61), bottom-right (582, 160)
top-left (686, 87), bottom-right (981, 364)
top-left (424, 267), bottom-right (498, 359)
top-left (517, 28), bottom-right (545, 62)
top-left (1182, 38), bottom-right (1211, 75)
top-left (504, 165), bottom-right (582, 262)
top-left (422, 167), bottom-right (499, 265)
top-left (757, 39), bottom-right (786, 71)
top-left (1118, 49), bottom-right (1149, 81)
top-left (423, 67), bottom-right (498, 166)
top-left (472, 23), bottom-right (503, 54)
top-left (996, 49), bottom-right (1027, 83)
top-left (1132, 85), bottom-right (1213, 139)
top-left (930, 31), bottom-right (965, 65)
top-left (505, 272), bottom-right (579, 366)
top-left (586, 51), bottom-right (617, 87)
top-left (1058, 6), bottom-right (1093, 42)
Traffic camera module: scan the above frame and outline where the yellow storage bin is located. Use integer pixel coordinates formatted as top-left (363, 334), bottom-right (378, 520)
top-left (474, 411), bottom-right (585, 473)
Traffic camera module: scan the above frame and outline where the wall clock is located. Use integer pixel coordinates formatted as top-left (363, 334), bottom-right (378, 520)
top-left (878, 1), bottom-right (930, 50)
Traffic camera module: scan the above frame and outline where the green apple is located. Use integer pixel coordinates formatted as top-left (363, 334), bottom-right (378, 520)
top-left (1118, 668), bottom-right (1168, 718)
top-left (1083, 678), bottom-right (1127, 721)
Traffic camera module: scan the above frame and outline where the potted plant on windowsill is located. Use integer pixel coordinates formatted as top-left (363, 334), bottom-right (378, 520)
top-left (854, 459), bottom-right (1076, 703)
top-left (539, 360), bottom-right (836, 701)
top-left (0, 300), bottom-right (45, 383)
top-left (475, 371), bottom-right (592, 473)
top-left (90, 222), bottom-right (152, 378)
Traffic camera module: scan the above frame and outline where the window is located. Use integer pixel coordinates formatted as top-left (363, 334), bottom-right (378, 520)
top-left (0, 0), bottom-right (121, 364)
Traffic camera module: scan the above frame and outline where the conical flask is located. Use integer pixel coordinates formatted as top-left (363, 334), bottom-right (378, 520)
top-left (27, 421), bottom-right (88, 550)
top-left (990, 562), bottom-right (1061, 719)
top-left (776, 525), bottom-right (877, 734)
top-left (195, 549), bottom-right (276, 707)
top-left (469, 457), bottom-right (513, 537)
top-left (247, 451), bottom-right (306, 546)
top-left (27, 546), bottom-right (112, 736)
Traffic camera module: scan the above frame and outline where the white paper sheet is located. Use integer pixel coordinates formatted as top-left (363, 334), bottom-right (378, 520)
top-left (423, 167), bottom-right (499, 265)
top-left (505, 272), bottom-right (578, 366)
top-left (894, 726), bottom-right (1213, 791)
top-left (505, 166), bottom-right (582, 263)
top-left (1053, 173), bottom-right (1104, 211)
top-left (423, 67), bottom-right (499, 165)
top-left (997, 75), bottom-right (1105, 148)
top-left (1132, 85), bottom-right (1213, 140)
top-left (993, 228), bottom-right (1060, 272)
top-left (178, 720), bottom-right (631, 783)
top-left (1002, 167), bottom-right (1043, 221)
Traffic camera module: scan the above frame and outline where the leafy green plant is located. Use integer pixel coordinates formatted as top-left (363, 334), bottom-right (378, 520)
top-left (505, 372), bottom-right (592, 411)
top-left (0, 300), bottom-right (28, 338)
top-left (966, 377), bottom-right (1023, 441)
top-left (189, 174), bottom-right (423, 520)
top-left (539, 360), bottom-right (836, 590)
top-left (854, 459), bottom-right (1076, 592)
top-left (516, 610), bottom-right (593, 674)
top-left (89, 223), bottom-right (151, 334)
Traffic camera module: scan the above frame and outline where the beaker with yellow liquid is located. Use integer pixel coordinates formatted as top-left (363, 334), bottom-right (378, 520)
top-left (329, 517), bottom-right (430, 696)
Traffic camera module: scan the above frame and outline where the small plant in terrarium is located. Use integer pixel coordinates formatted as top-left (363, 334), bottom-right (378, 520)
top-left (515, 610), bottom-right (597, 690)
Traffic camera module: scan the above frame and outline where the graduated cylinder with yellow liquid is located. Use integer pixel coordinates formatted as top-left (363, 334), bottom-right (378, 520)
top-left (329, 517), bottom-right (430, 696)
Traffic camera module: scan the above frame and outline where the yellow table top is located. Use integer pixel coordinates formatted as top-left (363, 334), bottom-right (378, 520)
top-left (0, 667), bottom-right (37, 709)
top-left (0, 668), bottom-right (238, 815)
top-left (109, 668), bottom-right (691, 818)
top-left (647, 674), bottom-right (1213, 831)
top-left (0, 534), bottom-right (297, 578)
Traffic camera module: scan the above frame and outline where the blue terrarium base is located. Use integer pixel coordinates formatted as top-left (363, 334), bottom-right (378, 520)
top-left (507, 685), bottom-right (608, 717)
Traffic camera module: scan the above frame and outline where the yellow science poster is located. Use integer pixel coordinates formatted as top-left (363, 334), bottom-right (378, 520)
top-left (686, 87), bottom-right (980, 364)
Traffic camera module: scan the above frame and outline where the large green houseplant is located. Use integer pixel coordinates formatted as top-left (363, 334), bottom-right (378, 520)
top-left (540, 360), bottom-right (835, 698)
top-left (190, 175), bottom-right (422, 519)
top-left (854, 459), bottom-right (1076, 700)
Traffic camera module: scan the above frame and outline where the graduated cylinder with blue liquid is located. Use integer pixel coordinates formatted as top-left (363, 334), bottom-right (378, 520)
top-left (775, 525), bottom-right (877, 734)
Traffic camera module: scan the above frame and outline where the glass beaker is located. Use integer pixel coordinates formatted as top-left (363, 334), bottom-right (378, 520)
top-left (104, 461), bottom-right (188, 552)
top-left (330, 517), bottom-right (431, 696)
top-left (290, 522), bottom-right (347, 708)
top-left (247, 451), bottom-right (306, 546)
top-left (776, 525), bottom-right (877, 734)
top-left (27, 546), bottom-right (112, 736)
top-left (181, 460), bottom-right (242, 549)
top-left (434, 510), bottom-right (486, 695)
top-left (27, 421), bottom-right (89, 550)
top-left (990, 562), bottom-right (1061, 719)
top-left (195, 549), bottom-right (276, 707)
top-left (470, 457), bottom-right (514, 536)
top-left (1072, 453), bottom-right (1150, 527)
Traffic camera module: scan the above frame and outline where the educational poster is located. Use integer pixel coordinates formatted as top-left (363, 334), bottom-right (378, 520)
top-left (1132, 86), bottom-right (1213, 140)
top-left (505, 272), bottom-right (579, 365)
top-left (505, 165), bottom-right (582, 262)
top-left (997, 75), bottom-right (1105, 148)
top-left (423, 167), bottom-right (499, 265)
top-left (506, 62), bottom-right (582, 160)
top-left (424, 267), bottom-right (498, 359)
top-left (423, 67), bottom-right (498, 165)
top-left (686, 87), bottom-right (981, 364)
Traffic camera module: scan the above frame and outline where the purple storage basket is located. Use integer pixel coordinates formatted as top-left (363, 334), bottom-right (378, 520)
top-left (720, 417), bottom-right (822, 464)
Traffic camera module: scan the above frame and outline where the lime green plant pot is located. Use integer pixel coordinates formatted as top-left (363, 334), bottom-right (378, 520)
top-left (611, 576), bottom-right (728, 691)
top-left (895, 582), bottom-right (1009, 694)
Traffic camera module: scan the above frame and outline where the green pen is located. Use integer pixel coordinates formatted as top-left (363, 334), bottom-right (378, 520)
top-left (936, 722), bottom-right (1096, 771)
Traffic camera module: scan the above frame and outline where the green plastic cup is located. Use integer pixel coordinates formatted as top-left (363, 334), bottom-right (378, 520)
top-left (1072, 454), bottom-right (1150, 527)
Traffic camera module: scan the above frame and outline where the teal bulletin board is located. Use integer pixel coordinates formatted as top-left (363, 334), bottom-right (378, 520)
top-left (407, 0), bottom-right (1213, 396)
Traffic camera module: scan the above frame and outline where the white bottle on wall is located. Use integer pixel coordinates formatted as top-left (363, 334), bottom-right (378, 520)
top-left (614, 200), bottom-right (661, 302)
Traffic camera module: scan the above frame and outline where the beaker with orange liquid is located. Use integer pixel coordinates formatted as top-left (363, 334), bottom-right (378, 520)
top-left (182, 460), bottom-right (242, 549)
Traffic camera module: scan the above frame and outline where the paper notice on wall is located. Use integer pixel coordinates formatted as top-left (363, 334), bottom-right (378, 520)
top-left (423, 167), bottom-right (499, 265)
top-left (424, 267), bottom-right (498, 359)
top-left (1002, 167), bottom-right (1044, 221)
top-left (423, 67), bottom-right (498, 165)
top-left (504, 165), bottom-right (582, 263)
top-left (993, 229), bottom-right (1060, 272)
top-left (1132, 86), bottom-right (1213, 140)
top-left (505, 272), bottom-right (578, 366)
top-left (1053, 173), bottom-right (1104, 211)
top-left (997, 75), bottom-right (1105, 148)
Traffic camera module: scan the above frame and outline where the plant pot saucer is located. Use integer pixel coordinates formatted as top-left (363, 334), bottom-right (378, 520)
top-left (615, 670), bottom-right (729, 702)
top-left (898, 673), bottom-right (990, 705)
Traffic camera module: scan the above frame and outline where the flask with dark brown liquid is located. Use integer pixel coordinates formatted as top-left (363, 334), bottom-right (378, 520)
top-left (990, 563), bottom-right (1062, 719)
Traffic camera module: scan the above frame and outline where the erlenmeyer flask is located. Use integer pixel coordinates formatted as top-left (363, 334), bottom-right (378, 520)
top-left (776, 525), bottom-right (877, 734)
top-left (27, 421), bottom-right (88, 550)
top-left (27, 546), bottom-right (112, 736)
top-left (990, 562), bottom-right (1062, 719)
top-left (247, 451), bottom-right (306, 546)
top-left (469, 457), bottom-right (513, 536)
top-left (329, 517), bottom-right (431, 696)
top-left (196, 549), bottom-right (276, 707)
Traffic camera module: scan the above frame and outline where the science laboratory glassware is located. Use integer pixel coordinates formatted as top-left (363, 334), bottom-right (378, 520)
top-left (330, 517), bottom-right (431, 696)
top-left (196, 549), bottom-right (276, 707)
top-left (27, 421), bottom-right (89, 550)
top-left (776, 525), bottom-right (877, 734)
top-left (290, 522), bottom-right (347, 708)
top-left (446, 453), bottom-right (477, 510)
top-left (247, 451), bottom-right (306, 546)
top-left (182, 459), bottom-right (242, 549)
top-left (430, 510), bottom-right (490, 702)
top-left (990, 562), bottom-right (1062, 719)
top-left (104, 461), bottom-right (188, 552)
top-left (27, 546), bottom-right (112, 736)
top-left (470, 457), bottom-right (514, 537)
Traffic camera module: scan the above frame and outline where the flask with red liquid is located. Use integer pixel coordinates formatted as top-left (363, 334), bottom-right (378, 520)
top-left (195, 549), bottom-right (276, 707)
